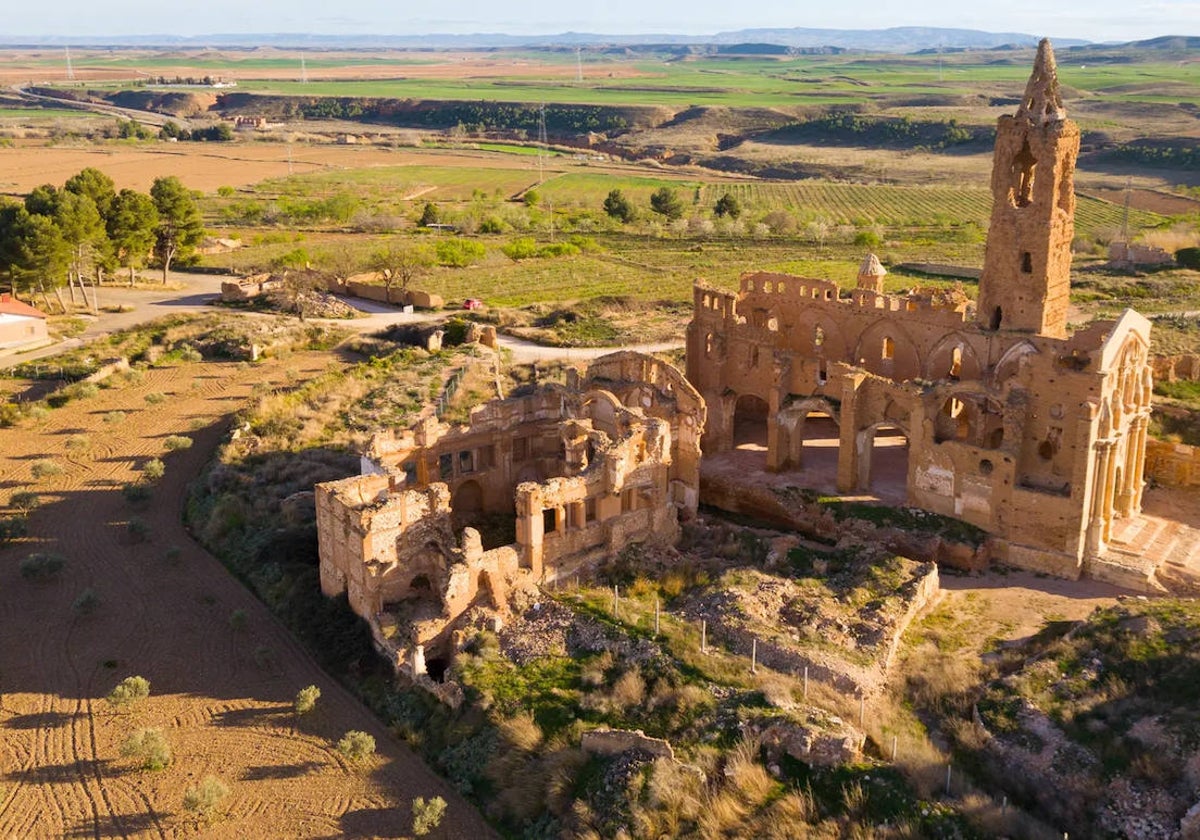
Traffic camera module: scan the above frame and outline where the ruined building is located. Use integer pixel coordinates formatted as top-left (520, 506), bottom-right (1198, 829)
top-left (316, 352), bottom-right (704, 675)
top-left (317, 42), bottom-right (1156, 674)
top-left (686, 40), bottom-right (1152, 579)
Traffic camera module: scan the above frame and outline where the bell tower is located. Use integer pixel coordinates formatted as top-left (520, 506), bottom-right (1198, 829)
top-left (977, 39), bottom-right (1078, 338)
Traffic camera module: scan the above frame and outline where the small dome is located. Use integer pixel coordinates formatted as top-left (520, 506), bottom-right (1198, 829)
top-left (859, 253), bottom-right (886, 277)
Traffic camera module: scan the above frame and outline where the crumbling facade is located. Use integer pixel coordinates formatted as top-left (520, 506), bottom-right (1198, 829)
top-left (686, 40), bottom-right (1153, 579)
top-left (316, 351), bottom-right (704, 672)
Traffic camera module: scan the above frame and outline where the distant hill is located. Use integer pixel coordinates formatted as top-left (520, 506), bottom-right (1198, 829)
top-left (6, 27), bottom-right (1200, 53)
top-left (709, 26), bottom-right (1089, 51)
top-left (0, 27), bottom-right (1093, 53)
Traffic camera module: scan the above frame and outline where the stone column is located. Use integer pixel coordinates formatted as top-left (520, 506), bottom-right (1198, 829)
top-left (1102, 432), bottom-right (1119, 543)
top-left (411, 644), bottom-right (427, 678)
top-left (1086, 439), bottom-right (1112, 556)
top-left (1131, 415), bottom-right (1149, 512)
top-left (836, 373), bottom-right (864, 494)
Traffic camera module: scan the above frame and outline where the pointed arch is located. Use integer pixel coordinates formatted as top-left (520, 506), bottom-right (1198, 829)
top-left (927, 333), bottom-right (982, 382)
top-left (992, 340), bottom-right (1038, 388)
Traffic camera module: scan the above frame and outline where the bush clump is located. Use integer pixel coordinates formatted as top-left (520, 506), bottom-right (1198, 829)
top-left (163, 435), bottom-right (193, 451)
top-left (183, 776), bottom-right (229, 819)
top-left (337, 730), bottom-right (376, 764)
top-left (121, 728), bottom-right (171, 770)
top-left (435, 238), bottom-right (486, 268)
top-left (30, 459), bottom-right (64, 480)
top-left (106, 675), bottom-right (150, 711)
top-left (20, 552), bottom-right (66, 581)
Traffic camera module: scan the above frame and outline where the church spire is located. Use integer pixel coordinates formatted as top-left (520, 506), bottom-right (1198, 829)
top-left (1016, 39), bottom-right (1066, 125)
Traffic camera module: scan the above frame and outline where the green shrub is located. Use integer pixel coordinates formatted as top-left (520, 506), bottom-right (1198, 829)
top-left (501, 237), bottom-right (539, 260)
top-left (163, 435), bottom-right (193, 451)
top-left (30, 459), bottom-right (64, 480)
top-left (144, 392), bottom-right (167, 405)
top-left (20, 552), bottom-right (65, 581)
top-left (412, 796), bottom-right (448, 837)
top-left (337, 730), bottom-right (376, 764)
top-left (0, 515), bottom-right (28, 544)
top-left (104, 411), bottom-right (126, 424)
top-left (229, 609), bottom-right (247, 631)
top-left (142, 459), bottom-right (166, 481)
top-left (0, 403), bottom-right (21, 427)
top-left (73, 588), bottom-right (100, 616)
top-left (295, 684), bottom-right (321, 716)
top-left (121, 728), bottom-right (171, 770)
top-left (714, 193), bottom-right (742, 219)
top-left (603, 189), bottom-right (636, 223)
top-left (9, 491), bottom-right (40, 512)
top-left (537, 242), bottom-right (580, 258)
top-left (65, 434), bottom-right (91, 451)
top-left (854, 229), bottom-right (883, 248)
top-left (106, 675), bottom-right (150, 710)
top-left (436, 238), bottom-right (486, 267)
top-left (650, 187), bottom-right (684, 220)
top-left (122, 483), bottom-right (153, 504)
top-left (183, 776), bottom-right (229, 818)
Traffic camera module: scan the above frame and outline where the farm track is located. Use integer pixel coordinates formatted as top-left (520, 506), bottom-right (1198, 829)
top-left (0, 355), bottom-right (496, 839)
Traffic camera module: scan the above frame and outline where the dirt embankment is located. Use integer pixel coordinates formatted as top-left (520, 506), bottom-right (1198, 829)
top-left (0, 354), bottom-right (494, 839)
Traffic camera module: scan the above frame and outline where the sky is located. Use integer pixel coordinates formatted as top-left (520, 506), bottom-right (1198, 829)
top-left (4, 0), bottom-right (1198, 42)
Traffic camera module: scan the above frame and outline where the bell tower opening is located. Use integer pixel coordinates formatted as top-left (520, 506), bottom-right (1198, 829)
top-left (1012, 139), bottom-right (1037, 207)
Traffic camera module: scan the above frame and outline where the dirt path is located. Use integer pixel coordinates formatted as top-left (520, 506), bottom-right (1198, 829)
top-left (0, 354), bottom-right (495, 838)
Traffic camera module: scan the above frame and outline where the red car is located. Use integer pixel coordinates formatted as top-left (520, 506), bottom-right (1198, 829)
top-left (463, 298), bottom-right (483, 310)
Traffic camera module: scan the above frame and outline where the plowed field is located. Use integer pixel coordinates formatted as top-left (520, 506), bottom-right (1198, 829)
top-left (0, 354), bottom-right (494, 838)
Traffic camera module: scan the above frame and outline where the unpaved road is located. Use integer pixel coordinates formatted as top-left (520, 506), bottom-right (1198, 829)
top-left (2, 272), bottom-right (683, 371)
top-left (0, 353), bottom-right (496, 838)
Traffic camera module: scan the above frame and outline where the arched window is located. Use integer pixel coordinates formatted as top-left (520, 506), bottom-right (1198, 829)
top-left (814, 326), bottom-right (825, 347)
top-left (949, 346), bottom-right (962, 379)
top-left (882, 336), bottom-right (895, 360)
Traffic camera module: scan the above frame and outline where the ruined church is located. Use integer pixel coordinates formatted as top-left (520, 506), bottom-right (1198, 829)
top-left (687, 40), bottom-right (1152, 578)
top-left (315, 41), bottom-right (1153, 672)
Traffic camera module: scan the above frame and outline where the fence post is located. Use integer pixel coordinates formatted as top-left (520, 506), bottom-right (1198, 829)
top-left (891, 735), bottom-right (897, 762)
top-left (654, 598), bottom-right (660, 636)
top-left (803, 666), bottom-right (808, 700)
top-left (945, 763), bottom-right (952, 795)
top-left (701, 619), bottom-right (707, 654)
top-left (613, 585), bottom-right (619, 619)
top-left (751, 638), bottom-right (758, 674)
top-left (859, 694), bottom-right (865, 729)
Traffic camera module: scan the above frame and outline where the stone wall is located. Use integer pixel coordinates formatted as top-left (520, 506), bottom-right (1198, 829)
top-left (1152, 354), bottom-right (1200, 383)
top-left (580, 728), bottom-right (675, 760)
top-left (1146, 438), bottom-right (1200, 487)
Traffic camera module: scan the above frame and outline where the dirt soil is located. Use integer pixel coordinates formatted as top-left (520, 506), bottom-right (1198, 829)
top-left (0, 49), bottom-right (649, 86)
top-left (0, 354), bottom-right (495, 838)
top-left (0, 141), bottom-right (558, 194)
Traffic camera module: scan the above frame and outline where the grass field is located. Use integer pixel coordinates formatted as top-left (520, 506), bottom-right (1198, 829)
top-left (232, 162), bottom-right (1168, 241)
top-left (208, 55), bottom-right (1200, 109)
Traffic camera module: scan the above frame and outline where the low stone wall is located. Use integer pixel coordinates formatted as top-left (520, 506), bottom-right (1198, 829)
top-left (344, 280), bottom-right (445, 309)
top-left (1146, 438), bottom-right (1200, 487)
top-left (1151, 354), bottom-right (1200, 383)
top-left (581, 728), bottom-right (675, 760)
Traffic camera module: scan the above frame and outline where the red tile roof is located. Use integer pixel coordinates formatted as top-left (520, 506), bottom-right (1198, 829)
top-left (0, 293), bottom-right (47, 319)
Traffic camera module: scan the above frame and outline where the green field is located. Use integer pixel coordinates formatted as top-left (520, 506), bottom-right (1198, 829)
top-left (238, 163), bottom-right (1167, 241)
top-left (0, 107), bottom-right (94, 119)
top-left (199, 55), bottom-right (1200, 109)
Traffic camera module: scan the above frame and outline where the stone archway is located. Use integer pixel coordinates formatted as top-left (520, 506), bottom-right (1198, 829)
top-left (733, 394), bottom-right (770, 449)
top-left (855, 422), bottom-right (910, 502)
top-left (452, 479), bottom-right (484, 531)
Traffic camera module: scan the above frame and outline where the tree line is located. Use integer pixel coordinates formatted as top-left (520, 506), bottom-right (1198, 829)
top-left (0, 168), bottom-right (204, 311)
